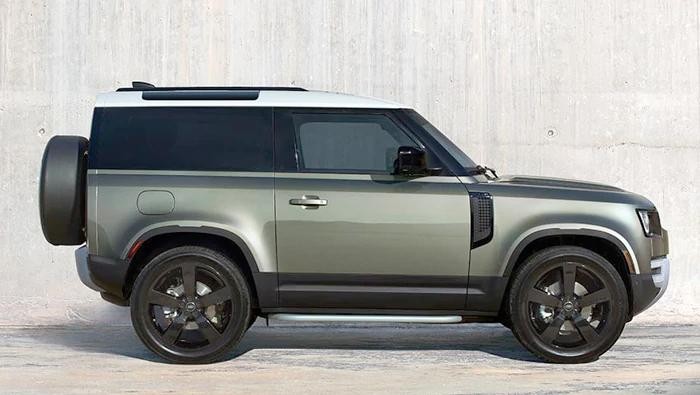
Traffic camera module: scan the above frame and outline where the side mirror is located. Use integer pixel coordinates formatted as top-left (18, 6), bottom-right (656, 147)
top-left (393, 146), bottom-right (428, 176)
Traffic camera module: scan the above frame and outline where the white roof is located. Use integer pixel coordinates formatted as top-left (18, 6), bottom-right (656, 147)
top-left (95, 90), bottom-right (405, 109)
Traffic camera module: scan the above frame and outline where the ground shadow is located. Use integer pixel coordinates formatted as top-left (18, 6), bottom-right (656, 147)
top-left (32, 321), bottom-right (539, 363)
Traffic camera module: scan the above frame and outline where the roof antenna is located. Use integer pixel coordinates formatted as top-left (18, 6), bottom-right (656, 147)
top-left (132, 81), bottom-right (155, 89)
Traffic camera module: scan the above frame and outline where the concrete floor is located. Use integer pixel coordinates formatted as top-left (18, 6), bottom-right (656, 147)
top-left (0, 321), bottom-right (698, 394)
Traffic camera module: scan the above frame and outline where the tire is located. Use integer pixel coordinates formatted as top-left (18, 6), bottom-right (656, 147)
top-left (508, 246), bottom-right (628, 363)
top-left (39, 135), bottom-right (88, 245)
top-left (247, 313), bottom-right (258, 329)
top-left (130, 246), bottom-right (251, 364)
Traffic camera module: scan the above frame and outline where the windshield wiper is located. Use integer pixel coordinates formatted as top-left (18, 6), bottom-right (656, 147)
top-left (467, 165), bottom-right (499, 180)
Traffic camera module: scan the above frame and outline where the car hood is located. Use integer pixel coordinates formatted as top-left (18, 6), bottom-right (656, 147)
top-left (471, 174), bottom-right (655, 208)
top-left (492, 175), bottom-right (625, 192)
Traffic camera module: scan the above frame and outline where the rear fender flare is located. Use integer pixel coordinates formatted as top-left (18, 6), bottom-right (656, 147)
top-left (121, 222), bottom-right (261, 272)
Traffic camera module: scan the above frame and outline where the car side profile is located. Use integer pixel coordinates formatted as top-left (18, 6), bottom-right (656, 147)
top-left (39, 82), bottom-right (669, 364)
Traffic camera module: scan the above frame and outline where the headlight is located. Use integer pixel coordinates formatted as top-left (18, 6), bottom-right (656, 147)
top-left (637, 209), bottom-right (662, 237)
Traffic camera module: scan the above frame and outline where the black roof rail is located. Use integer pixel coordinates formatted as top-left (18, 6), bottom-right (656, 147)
top-left (117, 82), bottom-right (307, 92)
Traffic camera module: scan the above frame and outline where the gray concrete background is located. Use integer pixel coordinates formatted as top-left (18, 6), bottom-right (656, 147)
top-left (0, 0), bottom-right (698, 325)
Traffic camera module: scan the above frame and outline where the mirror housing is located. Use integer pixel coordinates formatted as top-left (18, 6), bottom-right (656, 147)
top-left (393, 146), bottom-right (429, 176)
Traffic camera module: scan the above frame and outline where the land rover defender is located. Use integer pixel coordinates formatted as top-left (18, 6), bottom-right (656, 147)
top-left (39, 83), bottom-right (669, 364)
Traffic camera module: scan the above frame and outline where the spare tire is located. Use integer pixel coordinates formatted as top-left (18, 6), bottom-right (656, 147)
top-left (39, 136), bottom-right (88, 245)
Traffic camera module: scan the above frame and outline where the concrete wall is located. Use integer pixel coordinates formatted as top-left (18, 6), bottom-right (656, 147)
top-left (1, 0), bottom-right (697, 325)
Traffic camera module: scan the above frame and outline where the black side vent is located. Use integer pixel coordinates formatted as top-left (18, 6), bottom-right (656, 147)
top-left (469, 192), bottom-right (493, 249)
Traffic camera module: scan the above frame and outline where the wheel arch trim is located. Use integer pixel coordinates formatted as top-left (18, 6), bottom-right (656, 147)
top-left (503, 223), bottom-right (640, 276)
top-left (121, 222), bottom-right (262, 273)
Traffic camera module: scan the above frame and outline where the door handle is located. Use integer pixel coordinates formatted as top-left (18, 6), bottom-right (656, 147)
top-left (289, 195), bottom-right (327, 209)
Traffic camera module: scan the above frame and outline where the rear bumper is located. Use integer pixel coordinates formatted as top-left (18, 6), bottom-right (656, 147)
top-left (630, 256), bottom-right (670, 316)
top-left (75, 246), bottom-right (101, 291)
top-left (74, 246), bottom-right (130, 305)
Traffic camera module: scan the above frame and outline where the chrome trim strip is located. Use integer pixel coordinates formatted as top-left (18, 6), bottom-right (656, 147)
top-left (88, 169), bottom-right (464, 183)
top-left (87, 169), bottom-right (275, 177)
top-left (274, 172), bottom-right (463, 183)
top-left (268, 313), bottom-right (463, 324)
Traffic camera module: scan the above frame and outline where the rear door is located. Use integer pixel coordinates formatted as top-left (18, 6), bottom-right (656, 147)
top-left (273, 108), bottom-right (471, 310)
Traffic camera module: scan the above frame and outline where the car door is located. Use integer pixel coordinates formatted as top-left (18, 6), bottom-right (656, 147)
top-left (273, 108), bottom-right (471, 310)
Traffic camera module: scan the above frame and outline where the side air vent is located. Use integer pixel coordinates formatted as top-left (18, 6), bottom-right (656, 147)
top-left (469, 192), bottom-right (493, 248)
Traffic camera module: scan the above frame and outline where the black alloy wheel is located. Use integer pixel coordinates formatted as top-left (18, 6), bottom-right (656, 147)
top-left (509, 246), bottom-right (628, 363)
top-left (130, 246), bottom-right (251, 363)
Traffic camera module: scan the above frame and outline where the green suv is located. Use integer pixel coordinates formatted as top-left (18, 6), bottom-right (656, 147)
top-left (39, 83), bottom-right (669, 364)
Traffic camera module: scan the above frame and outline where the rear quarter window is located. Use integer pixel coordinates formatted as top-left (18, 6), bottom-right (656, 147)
top-left (88, 107), bottom-right (273, 171)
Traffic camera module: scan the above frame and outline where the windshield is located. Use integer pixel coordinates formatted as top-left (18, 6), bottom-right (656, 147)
top-left (403, 110), bottom-right (477, 169)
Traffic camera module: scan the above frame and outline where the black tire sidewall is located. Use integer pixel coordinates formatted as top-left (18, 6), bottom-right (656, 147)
top-left (509, 246), bottom-right (628, 363)
top-left (130, 246), bottom-right (251, 364)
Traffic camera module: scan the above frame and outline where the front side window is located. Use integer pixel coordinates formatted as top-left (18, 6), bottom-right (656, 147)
top-left (291, 113), bottom-right (417, 174)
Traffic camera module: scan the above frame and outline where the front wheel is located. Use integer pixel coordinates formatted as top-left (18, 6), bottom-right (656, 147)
top-left (508, 246), bottom-right (628, 363)
top-left (130, 246), bottom-right (251, 363)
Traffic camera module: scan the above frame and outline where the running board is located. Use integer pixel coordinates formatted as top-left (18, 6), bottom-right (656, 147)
top-left (267, 313), bottom-right (463, 324)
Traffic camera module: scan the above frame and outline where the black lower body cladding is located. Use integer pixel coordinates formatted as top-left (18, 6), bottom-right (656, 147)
top-left (39, 135), bottom-right (88, 245)
top-left (88, 254), bottom-right (130, 301)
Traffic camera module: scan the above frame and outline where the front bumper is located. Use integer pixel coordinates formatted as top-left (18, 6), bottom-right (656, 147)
top-left (648, 256), bottom-right (670, 307)
top-left (630, 255), bottom-right (670, 316)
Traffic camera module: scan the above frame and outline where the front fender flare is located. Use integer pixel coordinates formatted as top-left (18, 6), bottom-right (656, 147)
top-left (502, 224), bottom-right (639, 276)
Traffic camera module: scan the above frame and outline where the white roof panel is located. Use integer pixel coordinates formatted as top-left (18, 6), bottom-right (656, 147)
top-left (95, 90), bottom-right (405, 109)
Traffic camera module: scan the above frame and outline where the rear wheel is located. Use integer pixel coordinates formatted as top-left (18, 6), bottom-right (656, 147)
top-left (508, 246), bottom-right (628, 363)
top-left (130, 246), bottom-right (251, 363)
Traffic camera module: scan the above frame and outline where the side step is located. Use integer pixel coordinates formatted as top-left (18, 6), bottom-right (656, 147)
top-left (268, 314), bottom-right (463, 324)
